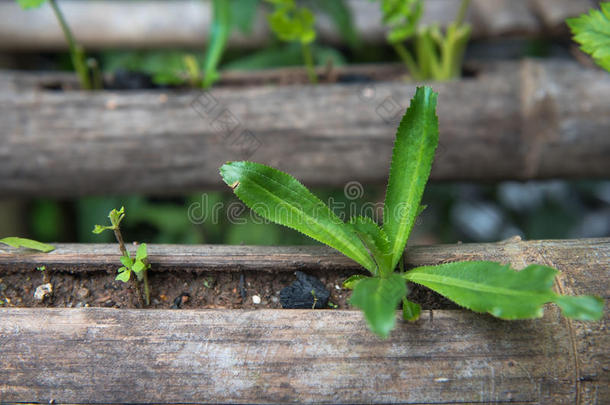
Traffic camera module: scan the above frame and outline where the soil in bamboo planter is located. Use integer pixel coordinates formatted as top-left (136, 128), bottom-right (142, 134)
top-left (0, 267), bottom-right (458, 311)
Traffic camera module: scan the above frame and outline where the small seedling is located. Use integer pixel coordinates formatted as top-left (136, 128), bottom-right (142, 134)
top-left (16, 0), bottom-right (100, 89)
top-left (93, 207), bottom-right (151, 306)
top-left (310, 289), bottom-right (318, 309)
top-left (265, 0), bottom-right (318, 83)
top-left (220, 86), bottom-right (603, 337)
top-left (567, 2), bottom-right (610, 72)
top-left (378, 0), bottom-right (471, 81)
top-left (327, 301), bottom-right (338, 309)
top-left (0, 237), bottom-right (55, 253)
top-left (36, 265), bottom-right (46, 272)
top-left (203, 276), bottom-right (215, 289)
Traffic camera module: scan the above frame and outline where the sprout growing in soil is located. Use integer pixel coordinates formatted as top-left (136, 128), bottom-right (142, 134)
top-left (93, 207), bottom-right (151, 306)
top-left (220, 86), bottom-right (604, 338)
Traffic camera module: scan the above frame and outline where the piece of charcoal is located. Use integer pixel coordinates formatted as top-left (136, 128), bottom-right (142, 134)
top-left (280, 271), bottom-right (330, 309)
top-left (171, 292), bottom-right (190, 309)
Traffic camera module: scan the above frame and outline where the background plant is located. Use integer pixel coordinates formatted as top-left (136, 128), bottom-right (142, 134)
top-left (16, 0), bottom-right (100, 89)
top-left (220, 86), bottom-right (603, 337)
top-left (567, 2), bottom-right (610, 72)
top-left (93, 207), bottom-right (151, 306)
top-left (265, 0), bottom-right (318, 83)
top-left (379, 0), bottom-right (471, 81)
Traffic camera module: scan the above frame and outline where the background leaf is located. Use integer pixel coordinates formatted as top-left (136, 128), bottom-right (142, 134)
top-left (567, 3), bottom-right (610, 72)
top-left (404, 261), bottom-right (603, 320)
top-left (383, 86), bottom-right (439, 270)
top-left (349, 273), bottom-right (407, 338)
top-left (16, 0), bottom-right (47, 9)
top-left (0, 237), bottom-right (55, 253)
top-left (220, 161), bottom-right (376, 272)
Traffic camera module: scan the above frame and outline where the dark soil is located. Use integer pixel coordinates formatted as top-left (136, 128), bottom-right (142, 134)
top-left (0, 268), bottom-right (458, 311)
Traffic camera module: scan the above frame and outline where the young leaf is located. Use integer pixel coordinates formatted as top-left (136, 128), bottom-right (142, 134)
top-left (109, 207), bottom-right (125, 227)
top-left (567, 3), bottom-right (610, 72)
top-left (383, 86), bottom-right (439, 271)
top-left (349, 274), bottom-right (407, 338)
top-left (136, 243), bottom-right (148, 262)
top-left (220, 161), bottom-right (376, 272)
top-left (116, 268), bottom-right (131, 283)
top-left (402, 297), bottom-right (421, 321)
top-left (92, 224), bottom-right (114, 234)
top-left (348, 216), bottom-right (393, 276)
top-left (0, 237), bottom-right (55, 253)
top-left (133, 260), bottom-right (146, 273)
top-left (404, 261), bottom-right (603, 321)
top-left (120, 254), bottom-right (133, 268)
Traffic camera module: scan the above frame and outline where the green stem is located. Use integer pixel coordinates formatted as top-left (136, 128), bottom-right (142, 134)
top-left (142, 269), bottom-right (150, 306)
top-left (455, 0), bottom-right (471, 26)
top-left (202, 0), bottom-right (230, 88)
top-left (87, 58), bottom-right (103, 90)
top-left (392, 42), bottom-right (420, 80)
top-left (301, 42), bottom-right (317, 84)
top-left (49, 0), bottom-right (91, 90)
top-left (113, 227), bottom-right (144, 308)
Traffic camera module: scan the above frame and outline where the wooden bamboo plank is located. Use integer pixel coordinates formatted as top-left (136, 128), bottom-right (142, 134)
top-left (1, 59), bottom-right (609, 197)
top-left (0, 238), bottom-right (607, 403)
top-left (0, 239), bottom-right (607, 292)
top-left (0, 307), bottom-right (600, 404)
top-left (0, 0), bottom-right (596, 50)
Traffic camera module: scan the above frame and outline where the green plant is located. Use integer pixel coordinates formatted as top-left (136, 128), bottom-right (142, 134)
top-left (16, 0), bottom-right (100, 89)
top-left (220, 86), bottom-right (603, 337)
top-left (265, 0), bottom-right (317, 83)
top-left (567, 2), bottom-right (610, 72)
top-left (93, 207), bottom-right (151, 306)
top-left (0, 237), bottom-right (55, 253)
top-left (379, 0), bottom-right (471, 81)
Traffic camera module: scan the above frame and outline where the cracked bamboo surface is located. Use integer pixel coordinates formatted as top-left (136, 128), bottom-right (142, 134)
top-left (0, 238), bottom-right (608, 403)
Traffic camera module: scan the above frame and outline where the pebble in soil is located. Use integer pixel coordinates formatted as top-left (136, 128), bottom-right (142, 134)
top-left (280, 271), bottom-right (330, 309)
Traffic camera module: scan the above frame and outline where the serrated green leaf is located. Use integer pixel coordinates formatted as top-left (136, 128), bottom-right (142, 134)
top-left (16, 0), bottom-right (47, 9)
top-left (383, 87), bottom-right (439, 270)
top-left (567, 3), bottom-right (610, 72)
top-left (0, 237), bottom-right (55, 253)
top-left (342, 274), bottom-right (369, 289)
top-left (554, 295), bottom-right (604, 321)
top-left (349, 274), bottom-right (407, 338)
top-left (116, 269), bottom-right (131, 283)
top-left (136, 243), bottom-right (148, 262)
top-left (404, 261), bottom-right (604, 321)
top-left (120, 254), bottom-right (133, 268)
top-left (348, 216), bottom-right (393, 276)
top-left (220, 161), bottom-right (376, 272)
top-left (402, 297), bottom-right (421, 321)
